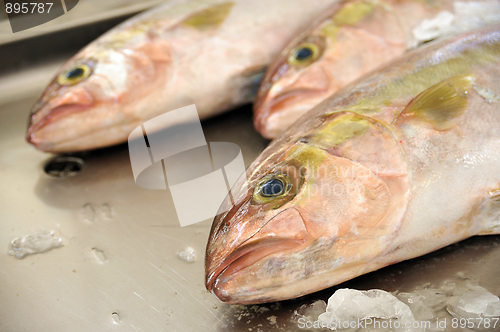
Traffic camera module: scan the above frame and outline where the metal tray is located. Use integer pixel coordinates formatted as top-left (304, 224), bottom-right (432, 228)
top-left (0, 4), bottom-right (499, 332)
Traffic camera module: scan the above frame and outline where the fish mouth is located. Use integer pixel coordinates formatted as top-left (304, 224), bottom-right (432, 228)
top-left (206, 237), bottom-right (305, 301)
top-left (255, 88), bottom-right (325, 138)
top-left (27, 103), bottom-right (93, 147)
top-left (266, 88), bottom-right (323, 112)
top-left (205, 208), bottom-right (308, 303)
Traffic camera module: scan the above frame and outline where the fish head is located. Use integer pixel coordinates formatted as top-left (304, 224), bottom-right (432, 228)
top-left (254, 30), bottom-right (333, 139)
top-left (205, 118), bottom-right (406, 303)
top-left (254, 0), bottom-right (407, 139)
top-left (27, 34), bottom-right (171, 152)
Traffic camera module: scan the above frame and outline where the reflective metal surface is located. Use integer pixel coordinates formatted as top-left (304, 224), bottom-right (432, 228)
top-left (0, 0), bottom-right (165, 44)
top-left (0, 5), bottom-right (499, 332)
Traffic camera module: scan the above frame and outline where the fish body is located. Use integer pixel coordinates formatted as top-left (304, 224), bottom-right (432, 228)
top-left (254, 0), bottom-right (500, 138)
top-left (27, 0), bottom-right (339, 152)
top-left (205, 25), bottom-right (500, 304)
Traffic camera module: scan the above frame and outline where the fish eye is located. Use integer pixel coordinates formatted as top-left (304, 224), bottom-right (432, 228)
top-left (288, 43), bottom-right (320, 66)
top-left (57, 64), bottom-right (92, 85)
top-left (253, 173), bottom-right (293, 204)
top-left (261, 178), bottom-right (285, 197)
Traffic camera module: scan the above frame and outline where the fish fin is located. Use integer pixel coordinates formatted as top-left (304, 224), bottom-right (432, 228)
top-left (478, 188), bottom-right (500, 235)
top-left (230, 65), bottom-right (267, 104)
top-left (180, 2), bottom-right (234, 30)
top-left (307, 112), bottom-right (408, 177)
top-left (333, 0), bottom-right (376, 26)
top-left (320, 0), bottom-right (384, 42)
top-left (396, 75), bottom-right (474, 130)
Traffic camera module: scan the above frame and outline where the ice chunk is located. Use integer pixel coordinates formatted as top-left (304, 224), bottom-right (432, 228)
top-left (397, 292), bottom-right (434, 320)
top-left (8, 230), bottom-right (64, 259)
top-left (411, 11), bottom-right (455, 46)
top-left (410, 1), bottom-right (500, 48)
top-left (413, 288), bottom-right (447, 311)
top-left (318, 289), bottom-right (422, 331)
top-left (447, 285), bottom-right (500, 319)
top-left (294, 300), bottom-right (327, 321)
top-left (441, 283), bottom-right (456, 295)
top-left (442, 282), bottom-right (466, 297)
top-left (320, 285), bottom-right (500, 332)
top-left (178, 246), bottom-right (196, 263)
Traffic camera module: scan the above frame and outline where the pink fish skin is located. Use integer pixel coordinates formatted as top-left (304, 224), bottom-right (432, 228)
top-left (254, 0), bottom-right (500, 139)
top-left (27, 0), bottom-right (340, 152)
top-left (206, 25), bottom-right (500, 304)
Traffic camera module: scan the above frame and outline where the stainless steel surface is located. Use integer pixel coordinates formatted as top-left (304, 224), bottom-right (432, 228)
top-left (0, 10), bottom-right (499, 332)
top-left (0, 0), bottom-right (165, 44)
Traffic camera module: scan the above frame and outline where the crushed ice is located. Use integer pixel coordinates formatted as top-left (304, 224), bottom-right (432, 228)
top-left (178, 246), bottom-right (196, 263)
top-left (295, 300), bottom-right (327, 322)
top-left (410, 0), bottom-right (500, 48)
top-left (319, 289), bottom-right (421, 331)
top-left (447, 283), bottom-right (500, 319)
top-left (8, 230), bottom-right (64, 259)
top-left (317, 282), bottom-right (500, 331)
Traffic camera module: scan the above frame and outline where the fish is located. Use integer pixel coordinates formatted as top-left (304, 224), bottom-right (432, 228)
top-left (205, 25), bottom-right (500, 304)
top-left (27, 0), bottom-right (339, 153)
top-left (254, 0), bottom-right (500, 139)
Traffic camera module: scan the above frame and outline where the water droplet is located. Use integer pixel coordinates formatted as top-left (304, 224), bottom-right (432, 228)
top-left (178, 247), bottom-right (196, 263)
top-left (82, 203), bottom-right (114, 223)
top-left (82, 203), bottom-right (96, 223)
top-left (8, 230), bottom-right (64, 259)
top-left (111, 312), bottom-right (121, 324)
top-left (100, 203), bottom-right (113, 219)
top-left (91, 248), bottom-right (107, 264)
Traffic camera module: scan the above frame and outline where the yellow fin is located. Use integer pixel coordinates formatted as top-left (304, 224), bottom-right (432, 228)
top-left (182, 2), bottom-right (234, 30)
top-left (320, 1), bottom-right (376, 41)
top-left (398, 75), bottom-right (474, 130)
top-left (333, 1), bottom-right (375, 26)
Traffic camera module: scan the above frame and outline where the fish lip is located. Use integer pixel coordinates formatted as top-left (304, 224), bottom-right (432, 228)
top-left (26, 103), bottom-right (93, 146)
top-left (206, 237), bottom-right (306, 297)
top-left (205, 207), bottom-right (309, 302)
top-left (255, 88), bottom-right (324, 136)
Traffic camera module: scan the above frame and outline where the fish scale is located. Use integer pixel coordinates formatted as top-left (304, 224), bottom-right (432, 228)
top-left (205, 25), bottom-right (500, 304)
top-left (26, 0), bottom-right (341, 152)
top-left (254, 0), bottom-right (500, 139)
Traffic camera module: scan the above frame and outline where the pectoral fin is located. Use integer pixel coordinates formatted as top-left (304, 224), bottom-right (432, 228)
top-left (479, 188), bottom-right (500, 235)
top-left (181, 2), bottom-right (234, 30)
top-left (395, 75), bottom-right (474, 130)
